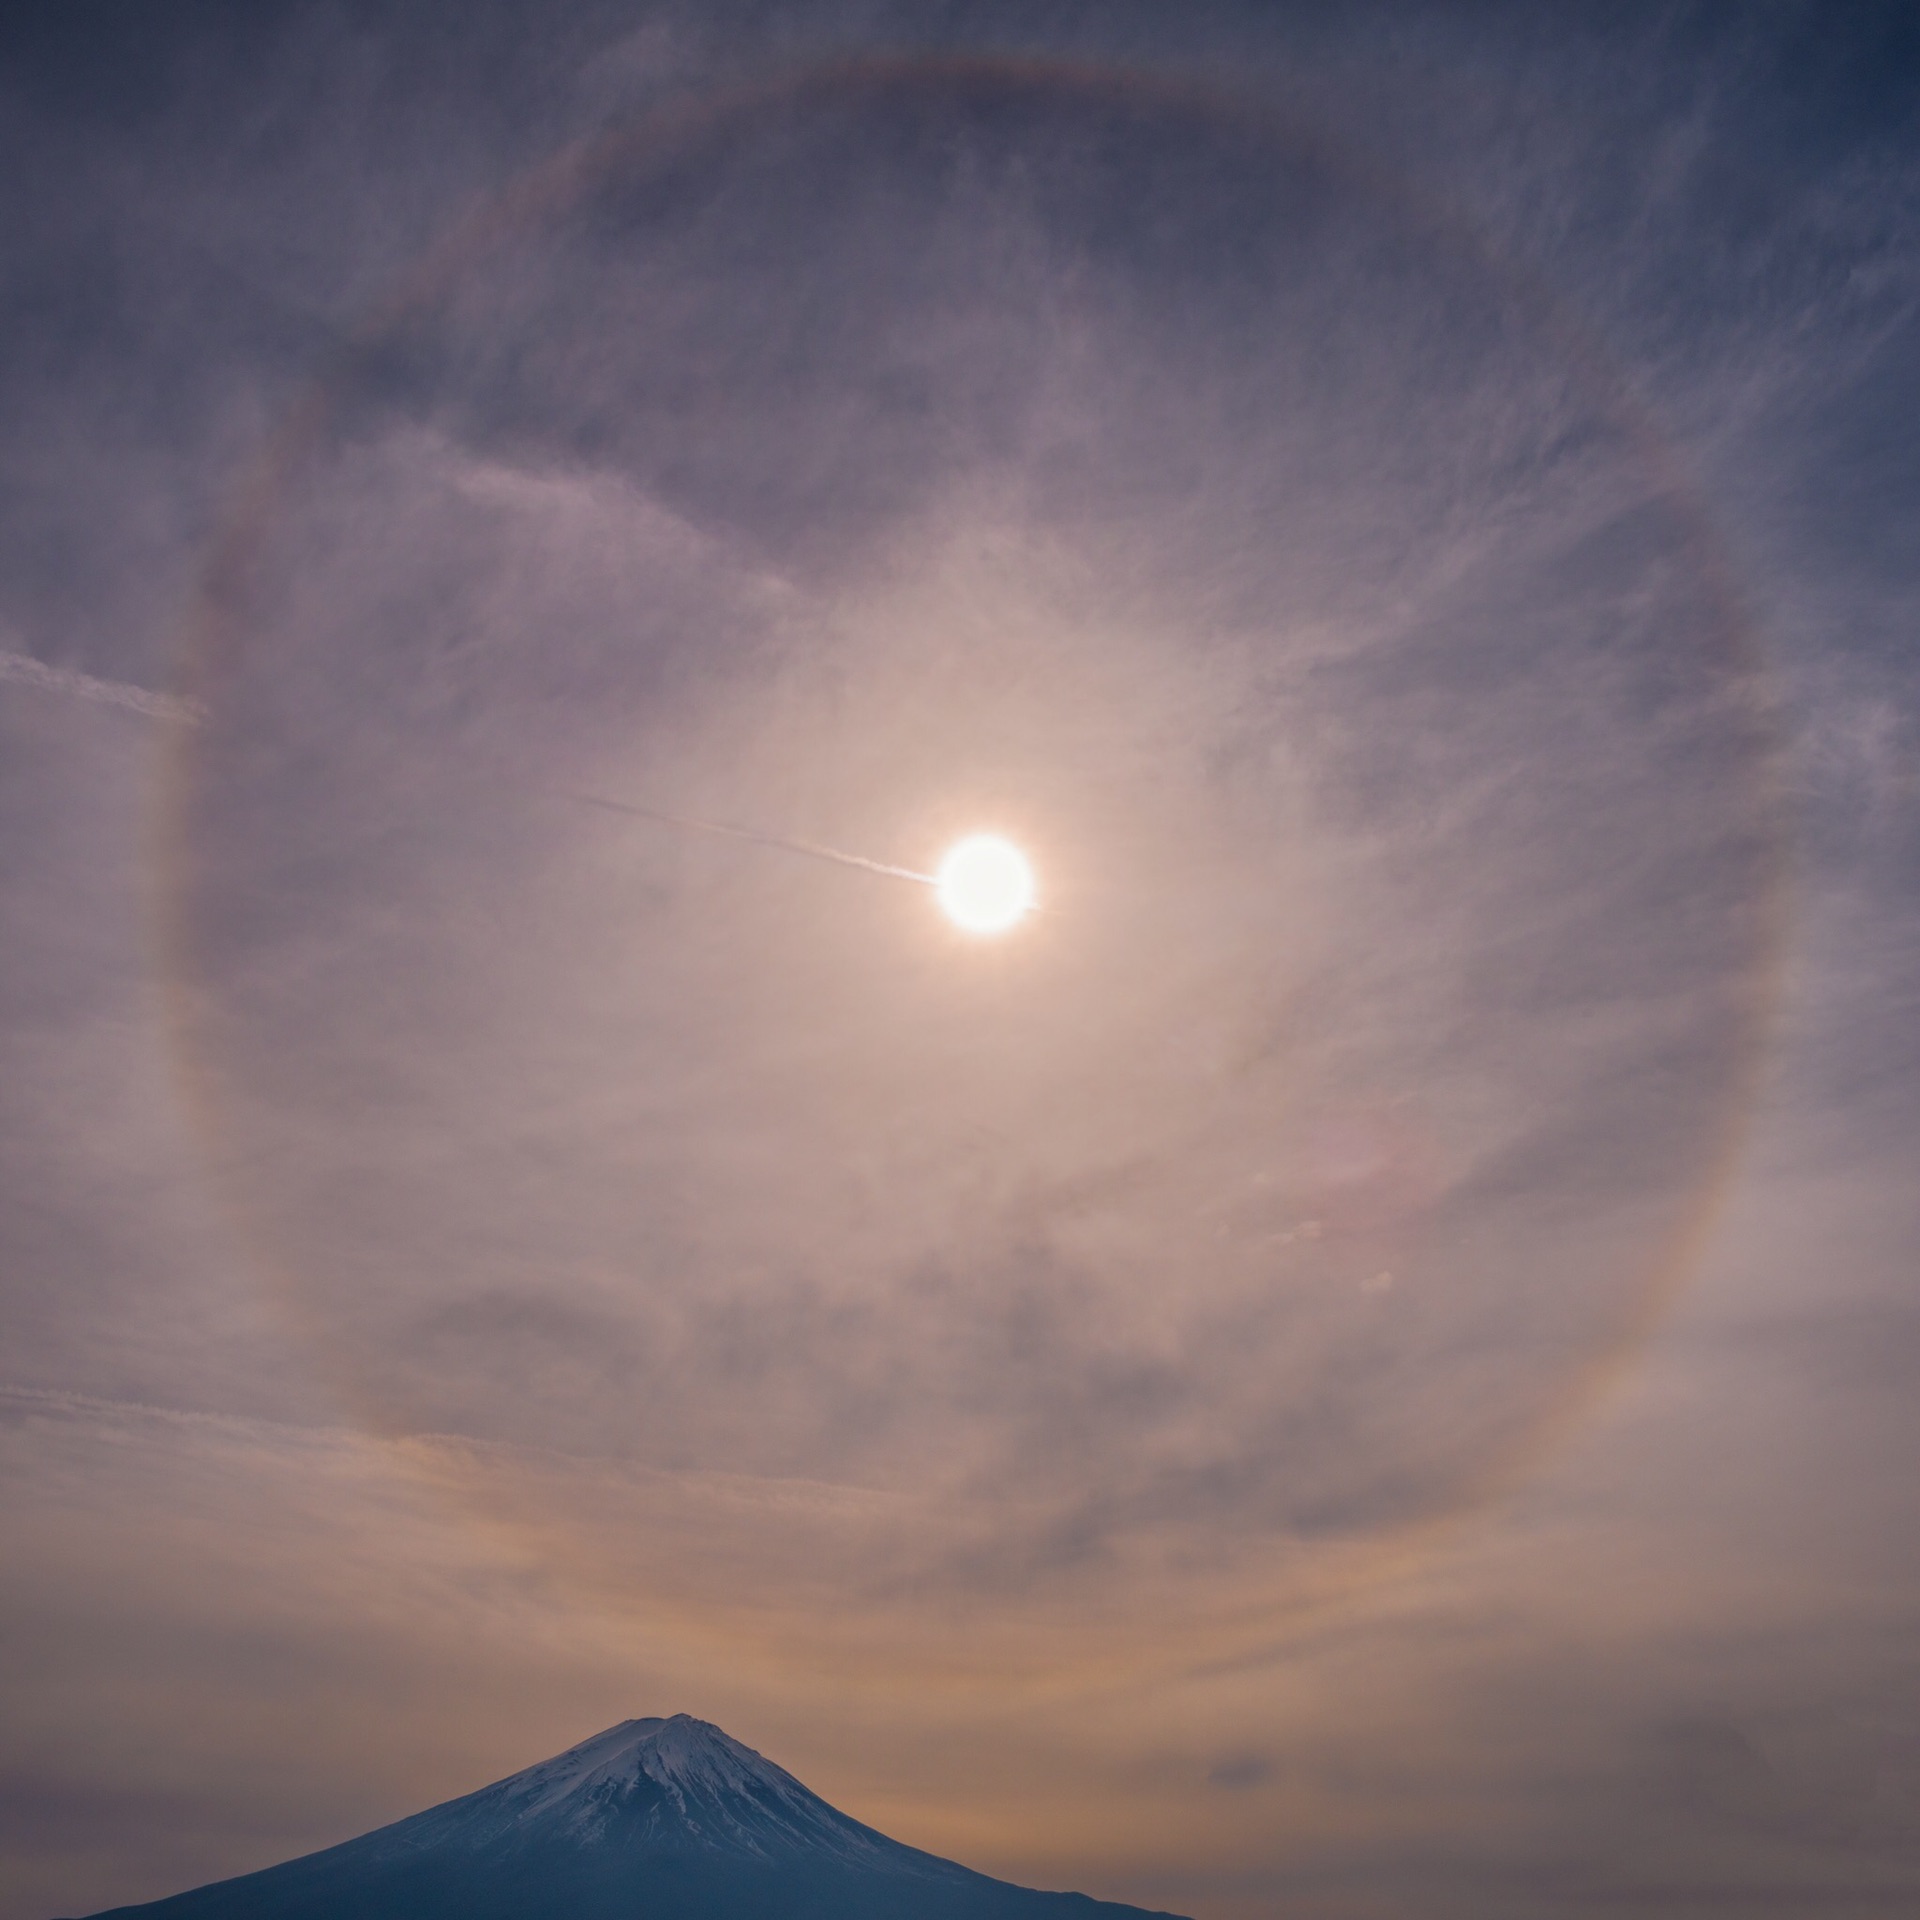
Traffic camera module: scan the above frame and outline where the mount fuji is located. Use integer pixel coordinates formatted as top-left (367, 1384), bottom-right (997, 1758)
top-left (77, 1714), bottom-right (1191, 1919)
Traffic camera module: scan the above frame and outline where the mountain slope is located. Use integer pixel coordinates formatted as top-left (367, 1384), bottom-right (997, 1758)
top-left (78, 1715), bottom-right (1190, 1920)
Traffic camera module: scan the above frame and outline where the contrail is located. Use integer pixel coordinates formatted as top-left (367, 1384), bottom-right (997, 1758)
top-left (0, 664), bottom-right (974, 902)
top-left (0, 646), bottom-right (205, 725)
top-left (572, 791), bottom-right (936, 887)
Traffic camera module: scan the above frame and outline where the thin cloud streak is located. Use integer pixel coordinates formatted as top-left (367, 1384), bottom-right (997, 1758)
top-left (572, 790), bottom-right (937, 887)
top-left (0, 645), bottom-right (205, 726)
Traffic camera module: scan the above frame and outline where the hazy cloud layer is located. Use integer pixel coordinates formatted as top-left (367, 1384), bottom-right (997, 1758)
top-left (172, 62), bottom-right (1778, 1623)
top-left (2, 4), bottom-right (1917, 1917)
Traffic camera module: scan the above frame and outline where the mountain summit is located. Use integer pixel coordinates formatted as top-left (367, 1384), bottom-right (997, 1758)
top-left (80, 1715), bottom-right (1190, 1919)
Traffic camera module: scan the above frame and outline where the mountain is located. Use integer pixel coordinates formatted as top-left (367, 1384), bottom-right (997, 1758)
top-left (77, 1714), bottom-right (1191, 1920)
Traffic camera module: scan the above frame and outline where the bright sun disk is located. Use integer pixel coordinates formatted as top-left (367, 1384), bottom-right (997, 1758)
top-left (935, 835), bottom-right (1035, 935)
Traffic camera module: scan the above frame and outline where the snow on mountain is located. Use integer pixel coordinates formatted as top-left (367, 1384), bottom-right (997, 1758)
top-left (402, 1714), bottom-right (923, 1867)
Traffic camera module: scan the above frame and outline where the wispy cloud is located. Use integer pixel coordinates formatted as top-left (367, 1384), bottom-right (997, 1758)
top-left (0, 644), bottom-right (204, 725)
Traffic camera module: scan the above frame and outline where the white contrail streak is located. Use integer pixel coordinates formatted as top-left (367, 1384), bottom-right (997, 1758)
top-left (0, 647), bottom-right (205, 725)
top-left (573, 791), bottom-right (936, 886)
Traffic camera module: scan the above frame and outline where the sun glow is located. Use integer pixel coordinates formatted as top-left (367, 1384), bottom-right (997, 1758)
top-left (935, 835), bottom-right (1036, 936)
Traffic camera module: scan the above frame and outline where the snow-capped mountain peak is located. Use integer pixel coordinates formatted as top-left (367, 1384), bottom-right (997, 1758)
top-left (517, 1715), bottom-right (782, 1812)
top-left (76, 1715), bottom-right (1194, 1919)
top-left (392, 1713), bottom-right (912, 1868)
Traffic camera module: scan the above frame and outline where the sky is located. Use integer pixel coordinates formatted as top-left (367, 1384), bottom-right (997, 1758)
top-left (1, 4), bottom-right (1917, 1917)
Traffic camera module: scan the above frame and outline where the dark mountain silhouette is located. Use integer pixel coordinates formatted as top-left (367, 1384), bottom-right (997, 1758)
top-left (77, 1714), bottom-right (1190, 1920)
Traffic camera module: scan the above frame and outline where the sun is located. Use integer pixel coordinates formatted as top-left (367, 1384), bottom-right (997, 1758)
top-left (934, 834), bottom-right (1036, 936)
